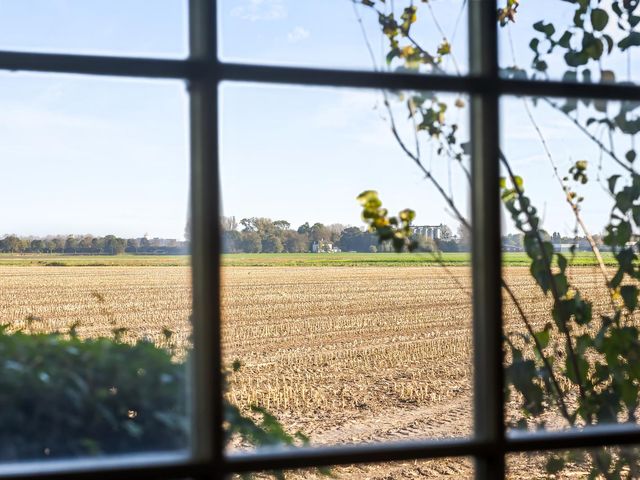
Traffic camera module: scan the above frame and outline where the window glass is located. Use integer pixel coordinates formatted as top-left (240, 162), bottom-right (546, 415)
top-left (220, 82), bottom-right (473, 453)
top-left (0, 72), bottom-right (191, 461)
top-left (0, 1), bottom-right (188, 58)
top-left (498, 0), bottom-right (639, 84)
top-left (501, 95), bottom-right (640, 434)
top-left (218, 0), bottom-right (468, 75)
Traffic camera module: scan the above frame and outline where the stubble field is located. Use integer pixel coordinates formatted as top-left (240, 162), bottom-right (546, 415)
top-left (0, 257), bottom-right (612, 478)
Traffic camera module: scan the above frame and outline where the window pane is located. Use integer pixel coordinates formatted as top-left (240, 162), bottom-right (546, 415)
top-left (218, 0), bottom-right (468, 75)
top-left (220, 83), bottom-right (473, 453)
top-left (507, 446), bottom-right (640, 479)
top-left (231, 457), bottom-right (474, 479)
top-left (498, 0), bottom-right (639, 84)
top-left (501, 95), bottom-right (640, 433)
top-left (0, 72), bottom-right (191, 461)
top-left (0, 1), bottom-right (187, 58)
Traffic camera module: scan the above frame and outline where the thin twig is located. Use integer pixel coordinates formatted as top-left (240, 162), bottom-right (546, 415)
top-left (386, 97), bottom-right (471, 230)
top-left (428, 250), bottom-right (472, 298)
top-left (450, 0), bottom-right (467, 46)
top-left (425, 1), bottom-right (461, 75)
top-left (351, 1), bottom-right (379, 70)
top-left (543, 98), bottom-right (635, 175)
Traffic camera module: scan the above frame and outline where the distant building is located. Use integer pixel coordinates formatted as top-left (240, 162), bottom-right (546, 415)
top-left (312, 239), bottom-right (340, 253)
top-left (553, 243), bottom-right (576, 253)
top-left (502, 244), bottom-right (523, 252)
top-left (411, 225), bottom-right (444, 240)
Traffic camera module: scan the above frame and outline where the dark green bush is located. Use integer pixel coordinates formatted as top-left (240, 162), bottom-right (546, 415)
top-left (0, 327), bottom-right (187, 460)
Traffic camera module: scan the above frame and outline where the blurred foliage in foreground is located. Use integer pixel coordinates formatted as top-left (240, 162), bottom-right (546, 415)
top-left (0, 326), bottom-right (307, 469)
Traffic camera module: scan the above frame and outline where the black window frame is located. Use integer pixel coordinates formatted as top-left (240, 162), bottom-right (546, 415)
top-left (2, 1), bottom-right (640, 479)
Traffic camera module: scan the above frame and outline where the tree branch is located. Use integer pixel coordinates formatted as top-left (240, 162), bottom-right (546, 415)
top-left (543, 98), bottom-right (635, 175)
top-left (522, 98), bottom-right (618, 313)
top-left (385, 97), bottom-right (471, 231)
top-left (502, 279), bottom-right (572, 422)
top-left (500, 150), bottom-right (588, 402)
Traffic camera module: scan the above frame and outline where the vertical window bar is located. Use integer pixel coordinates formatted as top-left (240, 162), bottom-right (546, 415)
top-left (468, 1), bottom-right (504, 479)
top-left (188, 1), bottom-right (224, 478)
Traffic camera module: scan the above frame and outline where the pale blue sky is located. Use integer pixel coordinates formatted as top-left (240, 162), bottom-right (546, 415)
top-left (0, 1), bottom-right (636, 239)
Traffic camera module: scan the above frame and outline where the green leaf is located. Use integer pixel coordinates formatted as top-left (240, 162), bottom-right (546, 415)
top-left (633, 205), bottom-right (640, 226)
top-left (546, 455), bottom-right (565, 474)
top-left (562, 70), bottom-right (577, 83)
top-left (601, 70), bottom-right (616, 84)
top-left (617, 221), bottom-right (632, 244)
top-left (603, 34), bottom-right (614, 54)
top-left (398, 209), bottom-right (415, 224)
top-left (357, 190), bottom-right (381, 207)
top-left (506, 358), bottom-right (545, 415)
top-left (553, 273), bottom-right (569, 297)
top-left (619, 380), bottom-right (639, 410)
top-left (590, 8), bottom-right (609, 31)
top-left (620, 285), bottom-right (639, 312)
top-left (557, 254), bottom-right (568, 274)
top-left (565, 355), bottom-right (589, 384)
top-left (564, 50), bottom-right (589, 67)
top-left (583, 34), bottom-right (604, 60)
top-left (613, 1), bottom-right (624, 16)
top-left (534, 327), bottom-right (551, 350)
top-left (533, 21), bottom-right (555, 37)
top-left (610, 268), bottom-right (625, 289)
top-left (608, 174), bottom-right (621, 194)
top-left (561, 98), bottom-right (578, 113)
top-left (513, 176), bottom-right (524, 190)
top-left (558, 31), bottom-right (572, 48)
top-left (534, 60), bottom-right (548, 72)
top-left (626, 150), bottom-right (637, 163)
top-left (619, 32), bottom-right (640, 51)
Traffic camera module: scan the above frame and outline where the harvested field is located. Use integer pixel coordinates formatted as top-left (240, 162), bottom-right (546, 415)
top-left (0, 266), bottom-right (192, 350)
top-left (0, 263), bottom-right (615, 478)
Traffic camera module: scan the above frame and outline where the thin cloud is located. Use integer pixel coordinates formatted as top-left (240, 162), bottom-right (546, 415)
top-left (230, 0), bottom-right (286, 21)
top-left (287, 26), bottom-right (310, 43)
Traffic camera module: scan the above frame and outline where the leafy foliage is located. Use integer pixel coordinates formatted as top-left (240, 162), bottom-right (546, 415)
top-left (357, 190), bottom-right (417, 252)
top-left (0, 326), bottom-right (187, 460)
top-left (0, 326), bottom-right (310, 479)
top-left (356, 0), bottom-right (640, 477)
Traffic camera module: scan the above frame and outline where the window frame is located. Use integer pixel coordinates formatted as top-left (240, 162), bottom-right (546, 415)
top-left (1, 1), bottom-right (640, 479)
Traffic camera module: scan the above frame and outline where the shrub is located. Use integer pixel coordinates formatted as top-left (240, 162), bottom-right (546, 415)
top-left (0, 327), bottom-right (187, 460)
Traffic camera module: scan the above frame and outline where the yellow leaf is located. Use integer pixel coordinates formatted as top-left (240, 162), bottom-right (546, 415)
top-left (401, 46), bottom-right (415, 58)
top-left (437, 41), bottom-right (451, 56)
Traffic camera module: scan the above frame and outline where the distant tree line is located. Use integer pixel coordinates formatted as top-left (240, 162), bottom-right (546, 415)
top-left (502, 231), bottom-right (610, 252)
top-left (0, 235), bottom-right (188, 255)
top-left (221, 216), bottom-right (461, 253)
top-left (11, 218), bottom-right (594, 256)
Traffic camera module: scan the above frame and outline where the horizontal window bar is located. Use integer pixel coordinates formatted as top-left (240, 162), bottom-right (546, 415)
top-left (0, 50), bottom-right (192, 79)
top-left (220, 63), bottom-right (640, 101)
top-left (0, 452), bottom-right (207, 480)
top-left (218, 62), bottom-right (477, 93)
top-left (3, 425), bottom-right (639, 480)
top-left (507, 423), bottom-right (640, 452)
top-left (225, 424), bottom-right (640, 474)
top-left (1, 51), bottom-right (639, 101)
top-left (225, 438), bottom-right (487, 474)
